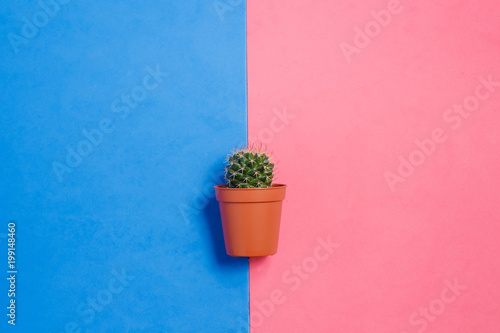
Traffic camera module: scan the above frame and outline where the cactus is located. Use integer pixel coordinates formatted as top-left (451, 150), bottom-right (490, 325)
top-left (225, 146), bottom-right (275, 188)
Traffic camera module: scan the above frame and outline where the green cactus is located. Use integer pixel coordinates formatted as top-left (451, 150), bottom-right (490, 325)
top-left (225, 146), bottom-right (275, 188)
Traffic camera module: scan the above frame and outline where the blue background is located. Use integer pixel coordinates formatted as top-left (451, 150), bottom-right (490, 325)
top-left (0, 1), bottom-right (248, 332)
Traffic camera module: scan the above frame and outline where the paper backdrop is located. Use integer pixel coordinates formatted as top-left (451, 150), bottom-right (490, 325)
top-left (248, 1), bottom-right (500, 332)
top-left (0, 1), bottom-right (248, 332)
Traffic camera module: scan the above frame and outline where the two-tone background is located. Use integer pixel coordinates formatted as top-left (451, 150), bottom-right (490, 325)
top-left (1, 1), bottom-right (499, 332)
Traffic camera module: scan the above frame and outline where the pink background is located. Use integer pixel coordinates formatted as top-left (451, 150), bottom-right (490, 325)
top-left (248, 0), bottom-right (500, 332)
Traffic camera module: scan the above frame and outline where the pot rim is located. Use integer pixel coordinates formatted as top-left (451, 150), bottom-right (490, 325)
top-left (214, 184), bottom-right (287, 202)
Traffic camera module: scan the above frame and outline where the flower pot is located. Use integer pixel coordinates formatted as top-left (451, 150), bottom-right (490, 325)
top-left (214, 184), bottom-right (287, 257)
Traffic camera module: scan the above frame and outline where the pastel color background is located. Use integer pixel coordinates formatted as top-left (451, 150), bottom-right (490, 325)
top-left (248, 0), bottom-right (500, 332)
top-left (1, 0), bottom-right (500, 332)
top-left (1, 1), bottom-right (247, 332)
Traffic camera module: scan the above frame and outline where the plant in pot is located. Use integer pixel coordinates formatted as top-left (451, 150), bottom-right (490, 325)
top-left (214, 145), bottom-right (286, 257)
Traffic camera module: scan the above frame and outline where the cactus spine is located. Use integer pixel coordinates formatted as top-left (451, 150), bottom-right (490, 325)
top-left (225, 146), bottom-right (275, 188)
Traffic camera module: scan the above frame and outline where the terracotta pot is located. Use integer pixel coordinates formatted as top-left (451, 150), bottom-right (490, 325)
top-left (214, 184), bottom-right (287, 257)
